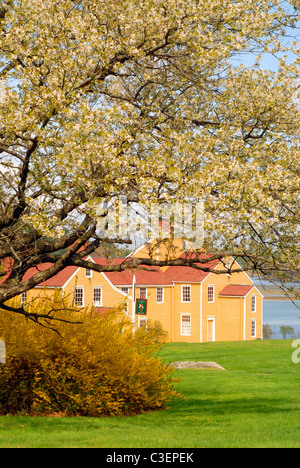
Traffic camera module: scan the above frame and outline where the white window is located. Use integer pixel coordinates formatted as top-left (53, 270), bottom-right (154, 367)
top-left (93, 287), bottom-right (102, 306)
top-left (207, 285), bottom-right (215, 303)
top-left (251, 295), bottom-right (257, 313)
top-left (251, 320), bottom-right (256, 337)
top-left (156, 287), bottom-right (164, 303)
top-left (181, 314), bottom-right (191, 336)
top-left (182, 285), bottom-right (191, 303)
top-left (74, 287), bottom-right (84, 307)
top-left (21, 291), bottom-right (28, 304)
top-left (121, 288), bottom-right (129, 312)
top-left (138, 317), bottom-right (148, 328)
top-left (139, 287), bottom-right (147, 299)
top-left (85, 268), bottom-right (92, 277)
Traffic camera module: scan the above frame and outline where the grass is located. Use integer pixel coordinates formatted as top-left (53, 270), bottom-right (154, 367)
top-left (1, 339), bottom-right (300, 448)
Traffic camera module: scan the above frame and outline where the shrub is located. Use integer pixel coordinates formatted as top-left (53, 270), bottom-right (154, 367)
top-left (0, 298), bottom-right (179, 416)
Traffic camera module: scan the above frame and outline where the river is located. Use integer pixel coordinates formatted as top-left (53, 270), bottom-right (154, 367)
top-left (251, 277), bottom-right (300, 339)
top-left (263, 300), bottom-right (300, 339)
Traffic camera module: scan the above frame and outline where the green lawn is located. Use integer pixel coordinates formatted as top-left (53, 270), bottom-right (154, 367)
top-left (1, 339), bottom-right (300, 448)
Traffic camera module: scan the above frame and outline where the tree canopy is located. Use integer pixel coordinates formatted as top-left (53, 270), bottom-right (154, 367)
top-left (0, 0), bottom-right (300, 319)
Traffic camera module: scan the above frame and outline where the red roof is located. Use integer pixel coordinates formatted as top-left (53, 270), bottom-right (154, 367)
top-left (219, 285), bottom-right (255, 297)
top-left (21, 257), bottom-right (126, 288)
top-left (165, 253), bottom-right (220, 283)
top-left (1, 253), bottom-right (237, 290)
top-left (1, 257), bottom-right (173, 289)
top-left (22, 263), bottom-right (79, 287)
top-left (91, 257), bottom-right (173, 286)
top-left (0, 260), bottom-right (78, 288)
top-left (100, 264), bottom-right (173, 286)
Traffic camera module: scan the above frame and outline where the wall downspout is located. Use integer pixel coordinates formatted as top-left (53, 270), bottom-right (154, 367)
top-left (171, 282), bottom-right (175, 342)
top-left (243, 297), bottom-right (246, 341)
top-left (200, 283), bottom-right (203, 343)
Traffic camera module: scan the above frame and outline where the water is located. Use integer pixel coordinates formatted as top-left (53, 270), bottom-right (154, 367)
top-left (251, 276), bottom-right (300, 339)
top-left (253, 278), bottom-right (300, 290)
top-left (263, 300), bottom-right (300, 339)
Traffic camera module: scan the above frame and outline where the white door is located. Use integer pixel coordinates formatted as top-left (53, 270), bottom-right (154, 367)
top-left (207, 318), bottom-right (215, 342)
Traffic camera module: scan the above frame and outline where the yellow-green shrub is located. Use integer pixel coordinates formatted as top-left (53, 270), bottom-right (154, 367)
top-left (0, 298), bottom-right (179, 416)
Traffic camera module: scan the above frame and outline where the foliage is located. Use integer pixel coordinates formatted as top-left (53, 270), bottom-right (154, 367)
top-left (263, 324), bottom-right (274, 340)
top-left (0, 299), bottom-right (178, 416)
top-left (279, 325), bottom-right (296, 339)
top-left (1, 340), bottom-right (300, 448)
top-left (0, 1), bottom-right (300, 317)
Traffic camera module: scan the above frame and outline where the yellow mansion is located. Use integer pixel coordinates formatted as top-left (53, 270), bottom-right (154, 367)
top-left (18, 239), bottom-right (263, 343)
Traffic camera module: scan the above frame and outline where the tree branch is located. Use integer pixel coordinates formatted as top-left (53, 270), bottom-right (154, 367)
top-left (0, 301), bottom-right (83, 332)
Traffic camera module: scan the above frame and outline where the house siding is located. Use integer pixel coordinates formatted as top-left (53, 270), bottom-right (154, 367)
top-left (18, 242), bottom-right (263, 343)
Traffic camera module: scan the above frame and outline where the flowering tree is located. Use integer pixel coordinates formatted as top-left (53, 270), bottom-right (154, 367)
top-left (0, 0), bottom-right (299, 319)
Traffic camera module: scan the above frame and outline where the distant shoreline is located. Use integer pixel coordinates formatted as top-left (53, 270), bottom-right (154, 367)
top-left (256, 286), bottom-right (299, 301)
top-left (263, 296), bottom-right (300, 301)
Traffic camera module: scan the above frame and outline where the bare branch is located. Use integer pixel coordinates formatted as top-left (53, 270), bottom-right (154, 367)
top-left (0, 301), bottom-right (83, 331)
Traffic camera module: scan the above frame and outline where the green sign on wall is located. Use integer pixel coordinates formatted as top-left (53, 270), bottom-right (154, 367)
top-left (136, 299), bottom-right (147, 315)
